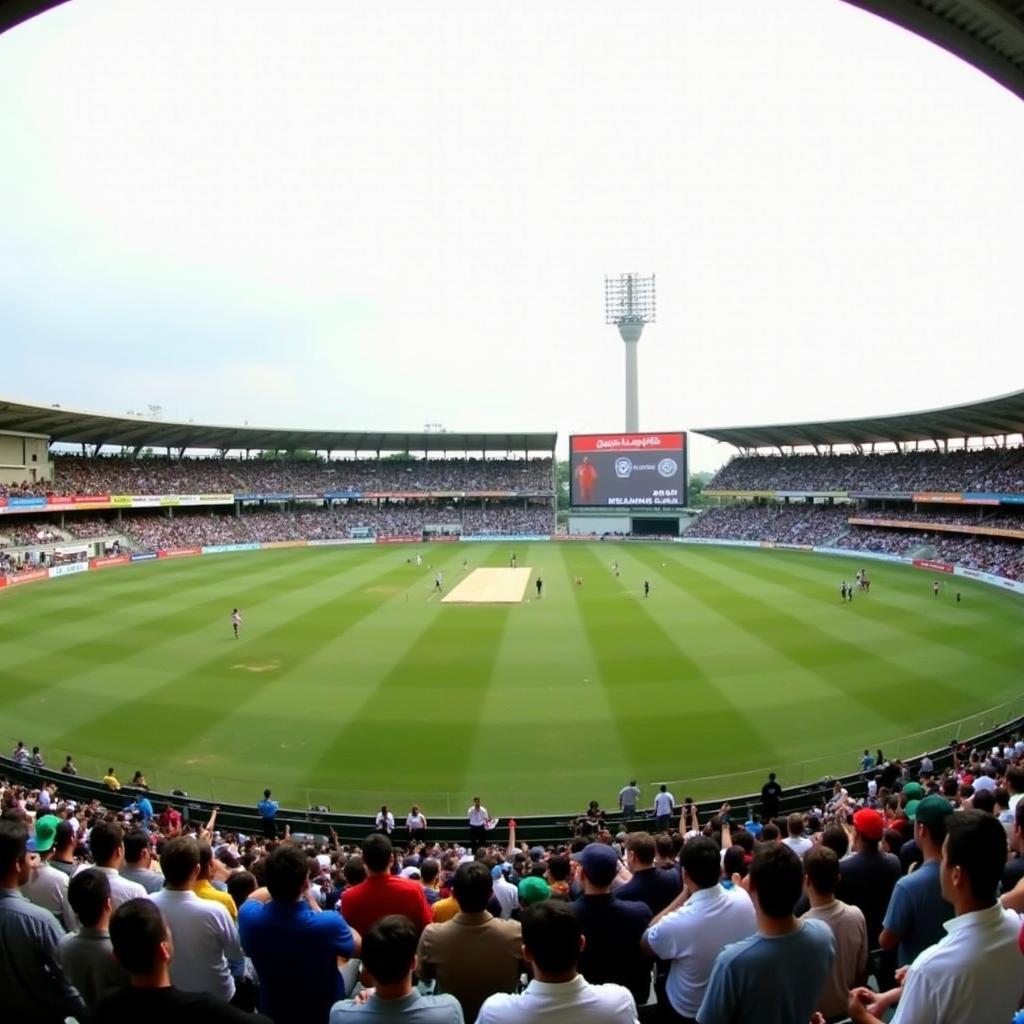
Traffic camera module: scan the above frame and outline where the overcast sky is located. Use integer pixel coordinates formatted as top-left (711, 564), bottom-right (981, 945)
top-left (2, 0), bottom-right (1023, 471)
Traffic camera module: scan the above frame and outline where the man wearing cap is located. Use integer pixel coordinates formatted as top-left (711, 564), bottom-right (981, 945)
top-left (21, 813), bottom-right (75, 931)
top-left (416, 861), bottom-right (523, 1022)
top-left (0, 819), bottom-right (88, 1024)
top-left (518, 876), bottom-right (551, 915)
top-left (880, 795), bottom-right (954, 968)
top-left (491, 863), bottom-right (519, 919)
top-left (834, 808), bottom-right (901, 951)
top-left (849, 811), bottom-right (1024, 1024)
top-left (570, 842), bottom-right (653, 1007)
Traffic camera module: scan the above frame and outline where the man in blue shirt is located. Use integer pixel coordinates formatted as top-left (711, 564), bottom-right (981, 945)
top-left (697, 843), bottom-right (834, 1024)
top-left (239, 842), bottom-right (361, 1024)
top-left (257, 788), bottom-right (279, 839)
top-left (880, 795), bottom-right (954, 967)
top-left (329, 915), bottom-right (462, 1022)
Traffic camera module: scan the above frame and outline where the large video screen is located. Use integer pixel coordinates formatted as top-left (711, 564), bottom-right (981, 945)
top-left (570, 432), bottom-right (687, 508)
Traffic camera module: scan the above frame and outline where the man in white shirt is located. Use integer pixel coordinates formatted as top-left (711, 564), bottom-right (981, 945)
top-left (22, 815), bottom-right (74, 931)
top-left (653, 786), bottom-right (675, 832)
top-left (849, 810), bottom-right (1024, 1024)
top-left (467, 797), bottom-right (490, 849)
top-left (150, 835), bottom-right (243, 1001)
top-left (781, 813), bottom-right (813, 859)
top-left (642, 836), bottom-right (756, 1022)
top-left (477, 900), bottom-right (638, 1023)
top-left (81, 821), bottom-right (148, 910)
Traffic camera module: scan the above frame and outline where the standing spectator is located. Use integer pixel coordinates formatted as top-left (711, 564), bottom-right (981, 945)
top-left (417, 861), bottom-right (523, 1022)
top-left (195, 842), bottom-right (237, 921)
top-left (50, 820), bottom-right (79, 878)
top-left (834, 809), bottom-right (901, 951)
top-left (476, 901), bottom-right (638, 1024)
top-left (22, 814), bottom-right (73, 930)
top-left (406, 805), bottom-right (428, 841)
top-left (760, 773), bottom-right (782, 822)
top-left (619, 780), bottom-right (641, 820)
top-left (880, 795), bottom-right (954, 968)
top-left (238, 842), bottom-right (360, 1024)
top-left (157, 804), bottom-right (183, 837)
top-left (329, 915), bottom-right (463, 1023)
top-left (87, 821), bottom-right (149, 909)
top-left (653, 785), bottom-right (675, 832)
top-left (0, 819), bottom-right (88, 1023)
top-left (97, 898), bottom-right (271, 1023)
top-left (375, 805), bottom-right (395, 835)
top-left (121, 830), bottom-right (164, 894)
top-left (12, 740), bottom-right (29, 764)
top-left (103, 768), bottom-right (122, 791)
top-left (799, 847), bottom-right (867, 1021)
top-left (59, 868), bottom-right (131, 1012)
top-left (696, 844), bottom-right (834, 1024)
top-left (420, 858), bottom-right (442, 906)
top-left (30, 745), bottom-right (45, 768)
top-left (150, 837), bottom-right (242, 1001)
top-left (642, 836), bottom-right (756, 1023)
top-left (341, 834), bottom-right (433, 939)
top-left (61, 755), bottom-right (78, 776)
top-left (569, 842), bottom-right (653, 1006)
top-left (781, 813), bottom-right (813, 859)
top-left (468, 797), bottom-right (490, 849)
top-left (849, 812), bottom-right (1024, 1024)
top-left (257, 788), bottom-right (279, 839)
top-left (616, 833), bottom-right (681, 915)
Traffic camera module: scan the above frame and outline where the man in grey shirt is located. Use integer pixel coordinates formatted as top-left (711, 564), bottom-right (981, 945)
top-left (0, 819), bottom-right (87, 1023)
top-left (60, 867), bottom-right (131, 1012)
top-left (121, 830), bottom-right (164, 894)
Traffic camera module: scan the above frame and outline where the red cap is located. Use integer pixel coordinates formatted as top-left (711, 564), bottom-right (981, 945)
top-left (852, 808), bottom-right (884, 841)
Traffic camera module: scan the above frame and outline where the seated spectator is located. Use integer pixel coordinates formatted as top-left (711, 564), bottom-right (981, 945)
top-left (329, 914), bottom-right (463, 1023)
top-left (569, 842), bottom-right (653, 1007)
top-left (417, 860), bottom-right (523, 1022)
top-left (0, 819), bottom-right (87, 1023)
top-left (696, 844), bottom-right (834, 1024)
top-left (340, 834), bottom-right (432, 938)
top-left (59, 867), bottom-right (131, 1011)
top-left (642, 836), bottom-right (756, 1023)
top-left (238, 842), bottom-right (360, 1024)
top-left (96, 897), bottom-right (270, 1023)
top-left (849, 811), bottom-right (1024, 1024)
top-left (799, 847), bottom-right (867, 1022)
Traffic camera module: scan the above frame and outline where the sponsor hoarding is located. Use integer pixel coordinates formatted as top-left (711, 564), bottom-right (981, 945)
top-left (48, 562), bottom-right (88, 578)
top-left (91, 555), bottom-right (130, 569)
top-left (157, 547), bottom-right (203, 558)
top-left (570, 432), bottom-right (687, 508)
top-left (202, 543), bottom-right (261, 555)
top-left (375, 535), bottom-right (421, 545)
top-left (912, 558), bottom-right (954, 574)
top-left (258, 541), bottom-right (308, 550)
top-left (460, 534), bottom-right (551, 543)
top-left (130, 551), bottom-right (158, 562)
top-left (306, 538), bottom-right (376, 546)
top-left (5, 569), bottom-right (50, 585)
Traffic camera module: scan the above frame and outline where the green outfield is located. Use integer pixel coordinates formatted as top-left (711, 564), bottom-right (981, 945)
top-left (2, 542), bottom-right (1022, 816)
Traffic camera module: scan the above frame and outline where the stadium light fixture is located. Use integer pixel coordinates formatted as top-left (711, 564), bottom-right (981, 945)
top-left (605, 273), bottom-right (656, 433)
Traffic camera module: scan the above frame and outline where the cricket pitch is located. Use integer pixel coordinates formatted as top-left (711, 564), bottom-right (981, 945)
top-left (442, 567), bottom-right (532, 604)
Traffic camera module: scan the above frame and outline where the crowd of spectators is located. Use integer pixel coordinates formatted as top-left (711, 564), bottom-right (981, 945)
top-left (32, 455), bottom-right (554, 497)
top-left (52, 504), bottom-right (555, 551)
top-left (687, 503), bottom-right (851, 545)
top-left (708, 447), bottom-right (1024, 494)
top-left (850, 507), bottom-right (1024, 532)
top-left (0, 521), bottom-right (64, 547)
top-left (4, 733), bottom-right (1024, 1023)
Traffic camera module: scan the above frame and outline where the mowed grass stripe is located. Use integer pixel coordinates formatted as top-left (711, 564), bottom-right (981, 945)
top-left (463, 544), bottom-right (634, 809)
top-left (37, 553), bottom-right (428, 765)
top-left (305, 553), bottom-right (515, 800)
top-left (563, 544), bottom-right (786, 776)
top-left (0, 550), bottom-right (389, 711)
top-left (667, 549), bottom-right (979, 727)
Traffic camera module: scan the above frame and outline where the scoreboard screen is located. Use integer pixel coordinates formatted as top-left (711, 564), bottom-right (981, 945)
top-left (569, 432), bottom-right (687, 508)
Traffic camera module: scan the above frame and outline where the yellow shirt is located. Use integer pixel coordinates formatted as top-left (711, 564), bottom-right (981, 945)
top-left (103, 774), bottom-right (121, 791)
top-left (432, 895), bottom-right (459, 923)
top-left (194, 879), bottom-right (238, 921)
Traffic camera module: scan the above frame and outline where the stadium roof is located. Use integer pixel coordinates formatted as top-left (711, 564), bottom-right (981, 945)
top-left (694, 389), bottom-right (1024, 448)
top-left (0, 397), bottom-right (556, 453)
top-left (3, 1), bottom-right (1024, 101)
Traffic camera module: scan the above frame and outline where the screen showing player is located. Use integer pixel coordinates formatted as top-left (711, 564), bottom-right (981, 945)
top-left (569, 432), bottom-right (687, 508)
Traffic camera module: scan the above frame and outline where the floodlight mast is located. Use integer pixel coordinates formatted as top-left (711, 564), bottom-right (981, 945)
top-left (605, 273), bottom-right (656, 432)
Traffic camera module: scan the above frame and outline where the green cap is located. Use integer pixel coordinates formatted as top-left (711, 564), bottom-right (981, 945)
top-left (518, 876), bottom-right (551, 906)
top-left (904, 800), bottom-right (921, 822)
top-left (902, 782), bottom-right (925, 802)
top-left (914, 795), bottom-right (954, 833)
top-left (28, 815), bottom-right (61, 853)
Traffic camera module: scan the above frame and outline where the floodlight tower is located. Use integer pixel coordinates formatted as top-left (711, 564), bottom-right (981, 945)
top-left (605, 273), bottom-right (656, 433)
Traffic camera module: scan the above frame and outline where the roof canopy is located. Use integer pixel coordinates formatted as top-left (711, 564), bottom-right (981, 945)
top-left (694, 390), bottom-right (1024, 449)
top-left (0, 397), bottom-right (556, 454)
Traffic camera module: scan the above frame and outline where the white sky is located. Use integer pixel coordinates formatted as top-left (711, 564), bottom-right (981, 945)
top-left (2, 0), bottom-right (1023, 472)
